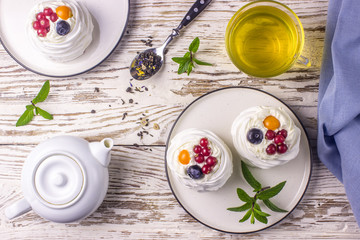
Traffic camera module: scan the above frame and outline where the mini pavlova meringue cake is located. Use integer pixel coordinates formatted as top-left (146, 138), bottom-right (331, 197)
top-left (27, 0), bottom-right (94, 62)
top-left (166, 129), bottom-right (233, 192)
top-left (231, 106), bottom-right (301, 169)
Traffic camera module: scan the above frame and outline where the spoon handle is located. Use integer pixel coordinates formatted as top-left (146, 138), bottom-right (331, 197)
top-left (177, 0), bottom-right (212, 30)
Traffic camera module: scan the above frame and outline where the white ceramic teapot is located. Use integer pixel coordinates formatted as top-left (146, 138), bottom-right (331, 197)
top-left (5, 136), bottom-right (113, 223)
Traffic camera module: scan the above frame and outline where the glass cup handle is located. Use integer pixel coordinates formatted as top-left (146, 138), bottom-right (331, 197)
top-left (297, 55), bottom-right (311, 67)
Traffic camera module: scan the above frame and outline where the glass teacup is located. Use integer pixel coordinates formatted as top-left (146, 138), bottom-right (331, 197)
top-left (225, 0), bottom-right (310, 78)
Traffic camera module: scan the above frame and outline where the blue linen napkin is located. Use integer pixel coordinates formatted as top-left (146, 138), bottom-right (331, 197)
top-left (318, 0), bottom-right (360, 226)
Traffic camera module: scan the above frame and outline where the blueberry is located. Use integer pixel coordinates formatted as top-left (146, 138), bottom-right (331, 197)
top-left (247, 128), bottom-right (263, 144)
top-left (56, 20), bottom-right (70, 36)
top-left (187, 165), bottom-right (204, 179)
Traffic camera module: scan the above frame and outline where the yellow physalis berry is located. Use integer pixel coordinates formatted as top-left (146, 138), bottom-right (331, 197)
top-left (263, 115), bottom-right (280, 130)
top-left (178, 149), bottom-right (191, 165)
top-left (56, 6), bottom-right (73, 20)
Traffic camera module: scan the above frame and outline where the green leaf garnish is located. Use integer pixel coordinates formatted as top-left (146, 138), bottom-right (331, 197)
top-left (241, 161), bottom-right (262, 191)
top-left (253, 209), bottom-right (268, 224)
top-left (16, 81), bottom-right (53, 127)
top-left (227, 161), bottom-right (288, 225)
top-left (239, 209), bottom-right (252, 222)
top-left (227, 202), bottom-right (251, 212)
top-left (236, 188), bottom-right (252, 203)
top-left (263, 199), bottom-right (288, 213)
top-left (193, 58), bottom-right (213, 66)
top-left (36, 107), bottom-right (53, 120)
top-left (172, 57), bottom-right (186, 64)
top-left (32, 80), bottom-right (50, 104)
top-left (172, 37), bottom-right (212, 75)
top-left (257, 181), bottom-right (286, 200)
top-left (16, 107), bottom-right (34, 127)
top-left (250, 212), bottom-right (255, 224)
top-left (188, 37), bottom-right (200, 53)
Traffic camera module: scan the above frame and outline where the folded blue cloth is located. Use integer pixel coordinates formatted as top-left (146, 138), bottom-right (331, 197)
top-left (318, 0), bottom-right (360, 226)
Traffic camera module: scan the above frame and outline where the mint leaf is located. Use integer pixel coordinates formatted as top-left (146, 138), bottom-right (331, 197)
top-left (263, 199), bottom-right (288, 213)
top-left (172, 37), bottom-right (211, 76)
top-left (227, 202), bottom-right (251, 212)
top-left (257, 181), bottom-right (286, 200)
top-left (228, 162), bottom-right (287, 225)
top-left (183, 52), bottom-right (191, 58)
top-left (36, 107), bottom-right (53, 120)
top-left (241, 161), bottom-right (262, 191)
top-left (253, 208), bottom-right (270, 217)
top-left (178, 60), bottom-right (190, 74)
top-left (236, 188), bottom-right (252, 203)
top-left (239, 209), bottom-right (252, 222)
top-left (172, 57), bottom-right (186, 64)
top-left (253, 209), bottom-right (268, 224)
top-left (26, 104), bottom-right (34, 110)
top-left (250, 211), bottom-right (255, 224)
top-left (32, 80), bottom-right (50, 104)
top-left (193, 58), bottom-right (212, 66)
top-left (189, 37), bottom-right (200, 53)
top-left (16, 107), bottom-right (34, 127)
top-left (187, 62), bottom-right (194, 76)
top-left (15, 80), bottom-right (53, 126)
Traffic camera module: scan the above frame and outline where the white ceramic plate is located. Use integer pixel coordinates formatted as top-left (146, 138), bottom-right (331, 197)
top-left (0, 0), bottom-right (129, 77)
top-left (165, 87), bottom-right (312, 233)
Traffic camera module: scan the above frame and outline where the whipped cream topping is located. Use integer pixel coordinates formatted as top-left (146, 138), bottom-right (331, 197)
top-left (27, 0), bottom-right (94, 62)
top-left (231, 106), bottom-right (301, 169)
top-left (167, 128), bottom-right (233, 192)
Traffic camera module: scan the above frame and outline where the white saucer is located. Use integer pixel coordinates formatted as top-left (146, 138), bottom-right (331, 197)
top-left (165, 87), bottom-right (312, 233)
top-left (0, 0), bottom-right (129, 77)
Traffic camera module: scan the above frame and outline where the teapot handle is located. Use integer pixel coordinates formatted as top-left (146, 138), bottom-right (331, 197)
top-left (5, 198), bottom-right (32, 220)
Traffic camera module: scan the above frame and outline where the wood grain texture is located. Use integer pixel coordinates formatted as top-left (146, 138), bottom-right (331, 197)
top-left (1, 0), bottom-right (360, 239)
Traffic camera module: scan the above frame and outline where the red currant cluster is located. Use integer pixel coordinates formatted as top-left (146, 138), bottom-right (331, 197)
top-left (265, 129), bottom-right (288, 155)
top-left (193, 138), bottom-right (217, 175)
top-left (32, 8), bottom-right (58, 37)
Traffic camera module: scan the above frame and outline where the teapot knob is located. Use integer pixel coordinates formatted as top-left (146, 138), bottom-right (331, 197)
top-left (52, 173), bottom-right (67, 187)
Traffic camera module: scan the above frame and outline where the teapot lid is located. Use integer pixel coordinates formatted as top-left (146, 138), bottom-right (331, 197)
top-left (34, 154), bottom-right (85, 208)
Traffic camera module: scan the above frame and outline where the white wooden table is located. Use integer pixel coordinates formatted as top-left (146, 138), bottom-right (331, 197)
top-left (1, 0), bottom-right (360, 239)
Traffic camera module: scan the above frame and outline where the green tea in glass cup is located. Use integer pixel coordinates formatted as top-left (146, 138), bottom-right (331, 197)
top-left (225, 0), bottom-right (310, 78)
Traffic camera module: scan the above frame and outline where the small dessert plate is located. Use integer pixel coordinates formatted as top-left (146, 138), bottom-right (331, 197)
top-left (165, 87), bottom-right (312, 233)
top-left (0, 0), bottom-right (129, 77)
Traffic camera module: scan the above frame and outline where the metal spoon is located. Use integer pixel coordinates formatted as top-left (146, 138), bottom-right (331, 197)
top-left (130, 0), bottom-right (212, 80)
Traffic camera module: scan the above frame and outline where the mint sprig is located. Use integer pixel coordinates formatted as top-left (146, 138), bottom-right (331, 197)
top-left (16, 80), bottom-right (53, 127)
top-left (172, 37), bottom-right (212, 76)
top-left (227, 161), bottom-right (288, 224)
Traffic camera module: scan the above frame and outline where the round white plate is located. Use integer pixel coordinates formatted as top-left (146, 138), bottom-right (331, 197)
top-left (165, 87), bottom-right (312, 233)
top-left (0, 0), bottom-right (129, 77)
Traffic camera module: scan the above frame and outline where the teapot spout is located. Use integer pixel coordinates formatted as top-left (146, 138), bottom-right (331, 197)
top-left (89, 138), bottom-right (113, 167)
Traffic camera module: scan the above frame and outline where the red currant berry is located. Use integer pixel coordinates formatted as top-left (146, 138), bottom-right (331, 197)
top-left (199, 138), bottom-right (208, 147)
top-left (50, 12), bottom-right (59, 22)
top-left (277, 143), bottom-right (288, 154)
top-left (277, 129), bottom-right (288, 139)
top-left (265, 130), bottom-right (276, 140)
top-left (193, 145), bottom-right (201, 154)
top-left (46, 27), bottom-right (50, 33)
top-left (39, 18), bottom-right (50, 29)
top-left (33, 21), bottom-right (41, 30)
top-left (43, 7), bottom-right (53, 16)
top-left (201, 147), bottom-right (211, 157)
top-left (266, 144), bottom-right (276, 155)
top-left (274, 135), bottom-right (285, 145)
top-left (195, 154), bottom-right (205, 164)
top-left (206, 156), bottom-right (217, 167)
top-left (36, 12), bottom-right (46, 21)
top-left (202, 164), bottom-right (212, 174)
top-left (37, 28), bottom-right (47, 37)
